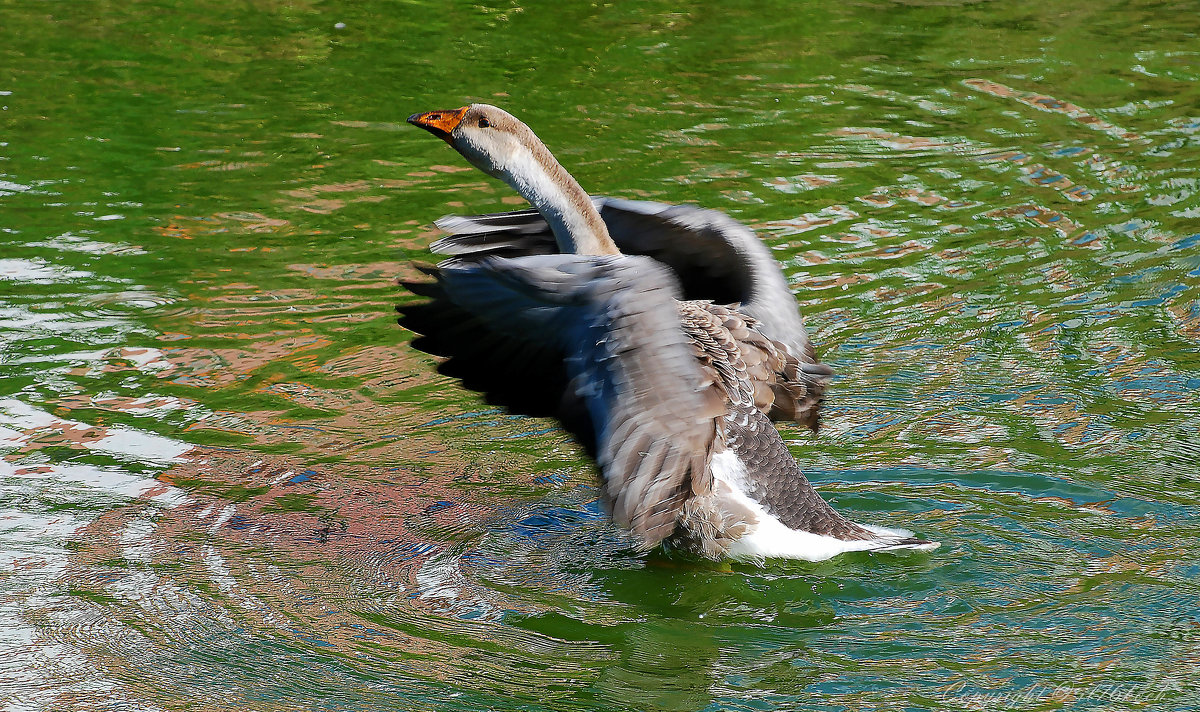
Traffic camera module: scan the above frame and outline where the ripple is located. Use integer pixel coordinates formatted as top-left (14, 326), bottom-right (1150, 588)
top-left (79, 291), bottom-right (178, 309)
top-left (4, 2), bottom-right (1200, 709)
top-left (963, 79), bottom-right (1144, 142)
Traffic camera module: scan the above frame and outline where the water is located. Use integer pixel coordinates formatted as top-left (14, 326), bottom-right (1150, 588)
top-left (2, 1), bottom-right (1199, 709)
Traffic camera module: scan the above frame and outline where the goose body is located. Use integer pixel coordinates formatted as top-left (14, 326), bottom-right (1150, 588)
top-left (405, 104), bottom-right (938, 561)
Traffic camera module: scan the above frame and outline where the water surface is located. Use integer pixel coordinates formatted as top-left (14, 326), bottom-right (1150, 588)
top-left (2, 1), bottom-right (1199, 710)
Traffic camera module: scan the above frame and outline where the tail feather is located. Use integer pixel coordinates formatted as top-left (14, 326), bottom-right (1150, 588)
top-left (857, 524), bottom-right (940, 552)
top-left (867, 537), bottom-right (940, 552)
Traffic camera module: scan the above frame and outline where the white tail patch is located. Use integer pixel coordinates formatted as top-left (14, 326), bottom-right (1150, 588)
top-left (709, 451), bottom-right (940, 562)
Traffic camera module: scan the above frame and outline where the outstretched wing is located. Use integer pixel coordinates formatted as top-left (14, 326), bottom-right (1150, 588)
top-left (432, 197), bottom-right (832, 428)
top-left (430, 254), bottom-right (727, 547)
top-left (398, 265), bottom-right (580, 444)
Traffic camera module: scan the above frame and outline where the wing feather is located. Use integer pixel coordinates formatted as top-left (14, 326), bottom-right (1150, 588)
top-left (426, 254), bottom-right (727, 548)
top-left (428, 197), bottom-right (832, 429)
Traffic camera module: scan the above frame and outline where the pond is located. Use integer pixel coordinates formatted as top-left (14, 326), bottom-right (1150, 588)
top-left (2, 1), bottom-right (1198, 709)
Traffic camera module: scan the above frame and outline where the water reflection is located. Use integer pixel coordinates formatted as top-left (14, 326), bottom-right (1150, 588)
top-left (2, 0), bottom-right (1200, 709)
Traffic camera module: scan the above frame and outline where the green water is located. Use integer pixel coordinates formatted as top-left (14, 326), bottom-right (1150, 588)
top-left (2, 0), bottom-right (1199, 709)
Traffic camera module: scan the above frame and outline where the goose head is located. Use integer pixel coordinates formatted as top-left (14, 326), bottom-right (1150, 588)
top-left (407, 104), bottom-right (542, 183)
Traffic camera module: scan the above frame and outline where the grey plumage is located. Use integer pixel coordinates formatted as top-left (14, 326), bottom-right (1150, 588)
top-left (410, 254), bottom-right (933, 556)
top-left (429, 255), bottom-right (722, 546)
top-left (432, 197), bottom-right (833, 430)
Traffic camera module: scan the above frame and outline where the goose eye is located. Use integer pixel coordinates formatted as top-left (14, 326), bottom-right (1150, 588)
top-left (478, 117), bottom-right (491, 128)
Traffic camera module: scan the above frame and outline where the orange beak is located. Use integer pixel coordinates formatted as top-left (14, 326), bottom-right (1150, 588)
top-left (406, 106), bottom-right (469, 143)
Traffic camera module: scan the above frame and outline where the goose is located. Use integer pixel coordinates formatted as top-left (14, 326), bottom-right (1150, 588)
top-left (403, 104), bottom-right (938, 561)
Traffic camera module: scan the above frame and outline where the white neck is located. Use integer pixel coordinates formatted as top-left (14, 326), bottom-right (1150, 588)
top-left (499, 147), bottom-right (618, 256)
